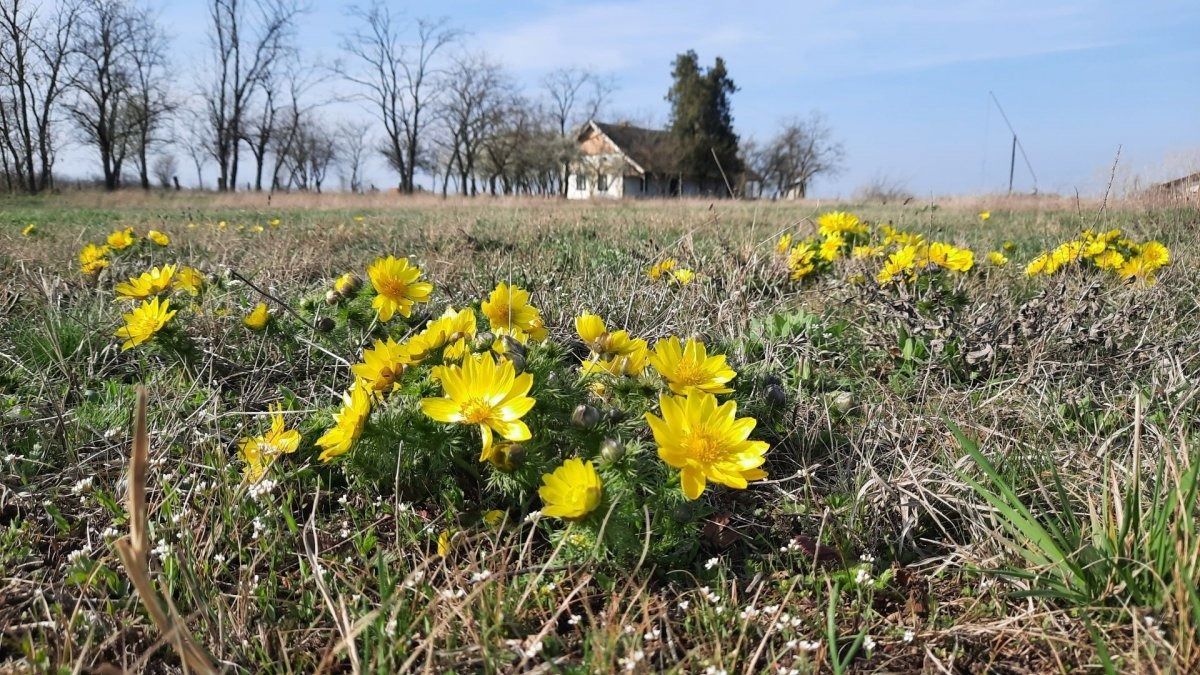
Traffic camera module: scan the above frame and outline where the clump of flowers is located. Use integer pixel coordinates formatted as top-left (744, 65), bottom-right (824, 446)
top-left (874, 240), bottom-right (975, 285)
top-left (147, 229), bottom-right (170, 246)
top-left (114, 297), bottom-right (176, 351)
top-left (1024, 229), bottom-right (1170, 284)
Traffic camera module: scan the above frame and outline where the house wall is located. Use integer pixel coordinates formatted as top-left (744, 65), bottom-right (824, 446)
top-left (567, 154), bottom-right (627, 200)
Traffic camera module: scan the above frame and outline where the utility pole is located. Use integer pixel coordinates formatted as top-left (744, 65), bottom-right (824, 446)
top-left (1008, 134), bottom-right (1017, 195)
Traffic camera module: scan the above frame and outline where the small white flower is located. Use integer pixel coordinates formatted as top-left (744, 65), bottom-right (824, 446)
top-left (798, 640), bottom-right (821, 651)
top-left (151, 539), bottom-right (172, 559)
top-left (643, 628), bottom-right (661, 641)
top-left (854, 567), bottom-right (873, 586)
top-left (704, 557), bottom-right (720, 570)
top-left (704, 667), bottom-right (727, 675)
top-left (71, 477), bottom-right (94, 495)
top-left (567, 614), bottom-right (581, 626)
top-left (469, 570), bottom-right (492, 583)
top-left (863, 635), bottom-right (876, 652)
top-left (677, 600), bottom-right (691, 611)
top-left (440, 587), bottom-right (466, 599)
top-left (3, 453), bottom-right (17, 463)
top-left (524, 510), bottom-right (542, 523)
top-left (214, 553), bottom-right (227, 564)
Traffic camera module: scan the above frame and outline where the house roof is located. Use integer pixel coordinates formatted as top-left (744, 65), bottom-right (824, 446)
top-left (1157, 171), bottom-right (1200, 189)
top-left (582, 121), bottom-right (679, 175)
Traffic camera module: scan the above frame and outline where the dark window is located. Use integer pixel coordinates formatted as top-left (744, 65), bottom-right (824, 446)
top-left (597, 174), bottom-right (608, 191)
top-left (575, 174), bottom-right (587, 191)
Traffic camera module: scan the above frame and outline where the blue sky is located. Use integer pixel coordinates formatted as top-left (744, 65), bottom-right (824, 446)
top-left (64, 0), bottom-right (1200, 196)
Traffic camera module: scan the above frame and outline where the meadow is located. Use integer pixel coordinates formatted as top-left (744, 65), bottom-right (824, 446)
top-left (1, 191), bottom-right (1198, 673)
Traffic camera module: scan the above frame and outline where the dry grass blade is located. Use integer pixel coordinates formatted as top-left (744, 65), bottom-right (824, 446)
top-left (113, 385), bottom-right (218, 674)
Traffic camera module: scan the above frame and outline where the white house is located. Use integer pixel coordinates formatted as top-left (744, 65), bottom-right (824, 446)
top-left (567, 120), bottom-right (754, 200)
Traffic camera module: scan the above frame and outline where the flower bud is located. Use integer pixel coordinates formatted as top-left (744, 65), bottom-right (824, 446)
top-left (827, 391), bottom-right (853, 414)
top-left (571, 404), bottom-right (601, 429)
top-left (505, 352), bottom-right (526, 373)
top-left (475, 331), bottom-right (495, 349)
top-left (765, 383), bottom-right (786, 407)
top-left (605, 407), bottom-right (627, 423)
top-left (324, 290), bottom-right (340, 305)
top-left (315, 317), bottom-right (335, 332)
top-left (487, 443), bottom-right (524, 472)
top-left (335, 273), bottom-right (362, 297)
top-left (599, 438), bottom-right (625, 463)
top-left (500, 335), bottom-right (526, 358)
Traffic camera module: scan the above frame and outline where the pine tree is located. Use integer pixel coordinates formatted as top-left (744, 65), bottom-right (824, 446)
top-left (666, 50), bottom-right (743, 190)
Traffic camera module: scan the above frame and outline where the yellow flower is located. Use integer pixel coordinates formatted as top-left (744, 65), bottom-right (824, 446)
top-left (436, 529), bottom-right (453, 557)
top-left (648, 258), bottom-right (677, 280)
top-left (819, 235), bottom-right (845, 262)
top-left (147, 229), bottom-right (170, 246)
top-left (1138, 241), bottom-right (1170, 269)
top-left (1093, 249), bottom-right (1125, 271)
top-left (238, 405), bottom-right (301, 483)
top-left (268, 218), bottom-right (281, 227)
top-left (353, 215), bottom-right (365, 223)
top-left (1025, 252), bottom-right (1058, 276)
top-left (483, 509), bottom-right (505, 527)
top-left (173, 266), bottom-right (205, 295)
top-left (107, 227), bottom-right (136, 250)
top-left (775, 233), bottom-right (792, 254)
top-left (817, 211), bottom-right (865, 238)
top-left (1003, 241), bottom-right (1015, 252)
top-left (787, 241), bottom-right (818, 280)
top-left (114, 297), bottom-right (176, 351)
top-left (481, 282), bottom-right (547, 340)
top-left (851, 244), bottom-right (883, 259)
top-left (986, 251), bottom-right (1009, 266)
top-left (114, 265), bottom-right (176, 300)
top-left (649, 336), bottom-right (735, 396)
top-left (926, 242), bottom-right (974, 272)
top-left (21, 223), bottom-right (36, 236)
top-left (582, 342), bottom-right (652, 377)
top-left (249, 224), bottom-right (264, 233)
top-left (79, 243), bottom-right (111, 274)
top-left (978, 211), bottom-right (991, 221)
top-left (217, 220), bottom-right (228, 229)
top-left (672, 268), bottom-right (695, 285)
top-left (575, 312), bottom-right (643, 357)
top-left (1050, 241), bottom-right (1084, 268)
top-left (420, 351), bottom-right (535, 461)
top-left (333, 272), bottom-right (362, 297)
top-left (1119, 254), bottom-right (1158, 284)
top-left (316, 383), bottom-right (371, 461)
top-left (876, 245), bottom-right (920, 285)
top-left (352, 338), bottom-right (412, 396)
top-left (539, 458), bottom-right (603, 520)
top-left (367, 255), bottom-right (433, 322)
top-left (244, 302), bottom-right (270, 330)
top-left (644, 392), bottom-right (768, 500)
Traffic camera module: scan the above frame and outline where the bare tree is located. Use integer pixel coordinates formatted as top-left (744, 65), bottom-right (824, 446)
top-left (277, 113), bottom-right (335, 192)
top-left (179, 105), bottom-right (209, 188)
top-left (436, 52), bottom-right (507, 196)
top-left (541, 67), bottom-right (612, 195)
top-left (337, 119), bottom-right (371, 193)
top-left (757, 112), bottom-right (844, 198)
top-left (124, 4), bottom-right (172, 190)
top-left (0, 0), bottom-right (81, 193)
top-left (541, 67), bottom-right (612, 136)
top-left (151, 152), bottom-right (176, 188)
top-left (202, 0), bottom-right (300, 191)
top-left (340, 4), bottom-right (457, 193)
top-left (67, 0), bottom-right (133, 190)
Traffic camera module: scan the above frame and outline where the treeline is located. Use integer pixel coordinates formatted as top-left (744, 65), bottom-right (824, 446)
top-left (1, 0), bottom-right (842, 197)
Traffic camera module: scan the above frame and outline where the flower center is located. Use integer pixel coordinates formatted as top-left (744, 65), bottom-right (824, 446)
top-left (684, 430), bottom-right (725, 464)
top-left (673, 358), bottom-right (706, 385)
top-left (461, 398), bottom-right (494, 424)
top-left (377, 276), bottom-right (408, 299)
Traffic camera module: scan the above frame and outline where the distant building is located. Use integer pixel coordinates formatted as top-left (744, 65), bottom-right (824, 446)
top-left (567, 120), bottom-right (757, 199)
top-left (1155, 171), bottom-right (1200, 195)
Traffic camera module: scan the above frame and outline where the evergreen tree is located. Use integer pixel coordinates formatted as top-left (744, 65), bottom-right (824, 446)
top-left (666, 50), bottom-right (743, 188)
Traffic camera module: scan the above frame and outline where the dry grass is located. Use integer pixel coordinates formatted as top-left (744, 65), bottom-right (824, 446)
top-left (1, 193), bottom-right (1198, 673)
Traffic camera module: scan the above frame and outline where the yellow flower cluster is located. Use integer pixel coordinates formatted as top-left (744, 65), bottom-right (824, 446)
top-left (239, 406), bottom-right (301, 483)
top-left (876, 240), bottom-right (975, 285)
top-left (576, 312), bottom-right (650, 377)
top-left (1025, 229), bottom-right (1170, 284)
top-left (647, 257), bottom-right (696, 285)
